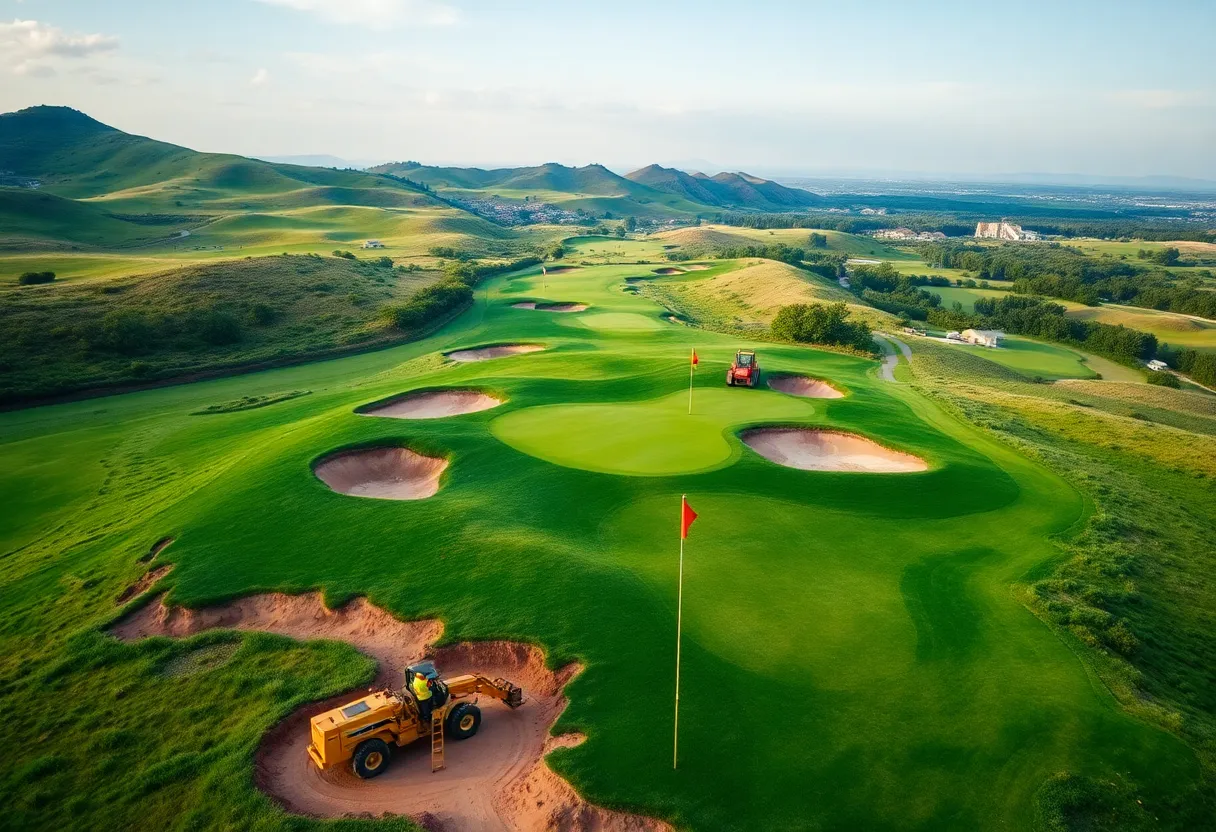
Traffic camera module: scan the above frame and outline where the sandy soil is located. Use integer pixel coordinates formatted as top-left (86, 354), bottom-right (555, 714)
top-left (543, 266), bottom-right (580, 274)
top-left (314, 447), bottom-right (447, 500)
top-left (109, 594), bottom-right (666, 831)
top-left (447, 345), bottom-right (546, 363)
top-left (361, 390), bottom-right (504, 420)
top-left (682, 264), bottom-right (709, 271)
top-left (512, 302), bottom-right (588, 313)
top-left (652, 268), bottom-right (685, 275)
top-left (116, 564), bottom-right (174, 604)
top-left (767, 375), bottom-right (844, 399)
top-left (741, 428), bottom-right (927, 473)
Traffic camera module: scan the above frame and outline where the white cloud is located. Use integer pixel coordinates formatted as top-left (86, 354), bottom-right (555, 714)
top-left (0, 19), bottom-right (119, 75)
top-left (255, 0), bottom-right (458, 27)
top-left (250, 67), bottom-right (269, 86)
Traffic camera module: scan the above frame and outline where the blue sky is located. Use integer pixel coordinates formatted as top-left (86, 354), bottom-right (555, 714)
top-left (2, 0), bottom-right (1214, 178)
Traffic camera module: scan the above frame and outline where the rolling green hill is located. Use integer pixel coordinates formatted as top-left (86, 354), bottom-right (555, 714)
top-left (626, 165), bottom-right (822, 210)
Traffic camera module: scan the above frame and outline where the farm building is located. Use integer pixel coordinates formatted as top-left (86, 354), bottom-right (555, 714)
top-left (962, 329), bottom-right (1004, 347)
top-left (1147, 359), bottom-right (1169, 371)
top-left (362, 239), bottom-right (385, 249)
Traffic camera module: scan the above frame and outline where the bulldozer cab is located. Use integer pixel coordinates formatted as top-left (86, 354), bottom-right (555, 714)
top-left (735, 351), bottom-right (755, 368)
top-left (405, 661), bottom-right (449, 707)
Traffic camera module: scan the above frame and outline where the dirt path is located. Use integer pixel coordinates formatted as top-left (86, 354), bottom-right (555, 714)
top-left (109, 594), bottom-right (666, 831)
top-left (872, 333), bottom-right (912, 383)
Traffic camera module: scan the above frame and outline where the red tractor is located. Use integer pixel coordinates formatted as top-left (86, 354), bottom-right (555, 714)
top-left (726, 350), bottom-right (760, 387)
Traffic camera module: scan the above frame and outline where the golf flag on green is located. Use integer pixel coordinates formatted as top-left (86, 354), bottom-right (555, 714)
top-left (674, 494), bottom-right (697, 769)
top-left (687, 348), bottom-right (698, 415)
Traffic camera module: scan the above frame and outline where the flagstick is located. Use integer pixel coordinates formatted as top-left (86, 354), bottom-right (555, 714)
top-left (687, 348), bottom-right (695, 415)
top-left (674, 495), bottom-right (685, 770)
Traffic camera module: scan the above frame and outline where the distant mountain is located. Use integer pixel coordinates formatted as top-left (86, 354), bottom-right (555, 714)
top-left (625, 164), bottom-right (822, 210)
top-left (373, 161), bottom-right (645, 197)
top-left (0, 106), bottom-right (429, 205)
top-left (254, 154), bottom-right (385, 170)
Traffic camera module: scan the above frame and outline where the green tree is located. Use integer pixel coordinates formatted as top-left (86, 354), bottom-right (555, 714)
top-left (625, 216), bottom-right (637, 231)
top-left (808, 233), bottom-right (827, 249)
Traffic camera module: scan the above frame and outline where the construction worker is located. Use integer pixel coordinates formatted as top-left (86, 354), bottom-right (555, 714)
top-left (411, 669), bottom-right (434, 724)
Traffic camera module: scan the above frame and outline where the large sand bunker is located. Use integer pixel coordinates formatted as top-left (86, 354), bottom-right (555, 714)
top-left (652, 267), bottom-right (685, 275)
top-left (109, 593), bottom-right (666, 831)
top-left (543, 266), bottom-right (580, 274)
top-left (767, 375), bottom-right (845, 399)
top-left (314, 447), bottom-right (447, 500)
top-left (512, 302), bottom-right (588, 313)
top-left (741, 428), bottom-right (927, 473)
top-left (446, 344), bottom-right (545, 363)
top-left (360, 390), bottom-right (504, 420)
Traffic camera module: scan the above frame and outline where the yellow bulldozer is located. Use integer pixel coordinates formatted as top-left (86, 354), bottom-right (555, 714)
top-left (307, 660), bottom-right (523, 778)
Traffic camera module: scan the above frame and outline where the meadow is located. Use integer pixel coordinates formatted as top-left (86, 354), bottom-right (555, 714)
top-left (0, 259), bottom-right (1207, 831)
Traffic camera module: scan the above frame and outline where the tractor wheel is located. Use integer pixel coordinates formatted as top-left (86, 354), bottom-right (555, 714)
top-left (446, 703), bottom-right (482, 740)
top-left (352, 738), bottom-right (392, 779)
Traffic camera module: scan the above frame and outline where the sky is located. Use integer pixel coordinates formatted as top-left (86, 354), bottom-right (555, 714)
top-left (2, 0), bottom-right (1214, 180)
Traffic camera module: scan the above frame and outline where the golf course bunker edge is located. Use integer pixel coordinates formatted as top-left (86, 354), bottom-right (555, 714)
top-left (741, 427), bottom-right (927, 473)
top-left (446, 344), bottom-right (546, 362)
top-left (107, 593), bottom-right (668, 831)
top-left (767, 374), bottom-right (845, 399)
top-left (359, 389), bottom-right (504, 420)
top-left (314, 447), bottom-right (447, 500)
top-left (511, 301), bottom-right (589, 312)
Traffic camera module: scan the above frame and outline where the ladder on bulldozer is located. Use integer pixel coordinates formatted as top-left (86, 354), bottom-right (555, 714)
top-left (430, 711), bottom-right (445, 772)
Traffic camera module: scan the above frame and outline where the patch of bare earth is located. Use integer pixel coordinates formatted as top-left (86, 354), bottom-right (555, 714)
top-left (652, 267), bottom-right (684, 275)
top-left (512, 302), bottom-right (588, 313)
top-left (108, 593), bottom-right (667, 831)
top-left (314, 447), bottom-right (447, 500)
top-left (446, 345), bottom-right (546, 363)
top-left (767, 375), bottom-right (844, 399)
top-left (361, 390), bottom-right (504, 420)
top-left (116, 564), bottom-right (174, 604)
top-left (741, 428), bottom-right (927, 473)
top-left (543, 266), bottom-right (580, 274)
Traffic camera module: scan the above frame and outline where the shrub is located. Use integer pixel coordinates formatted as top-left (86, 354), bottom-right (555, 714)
top-left (331, 250), bottom-right (356, 260)
top-left (808, 232), bottom-right (827, 249)
top-left (375, 256), bottom-right (393, 268)
top-left (198, 311), bottom-right (242, 345)
top-left (1146, 370), bottom-right (1180, 388)
top-left (379, 278), bottom-right (473, 330)
top-left (772, 302), bottom-right (872, 351)
top-left (101, 310), bottom-right (157, 355)
top-left (18, 271), bottom-right (56, 285)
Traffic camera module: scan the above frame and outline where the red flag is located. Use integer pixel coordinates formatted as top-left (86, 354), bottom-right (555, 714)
top-left (681, 496), bottom-right (698, 539)
top-left (690, 349), bottom-right (698, 367)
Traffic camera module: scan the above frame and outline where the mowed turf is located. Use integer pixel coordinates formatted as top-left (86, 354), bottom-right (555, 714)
top-left (0, 261), bottom-right (1202, 830)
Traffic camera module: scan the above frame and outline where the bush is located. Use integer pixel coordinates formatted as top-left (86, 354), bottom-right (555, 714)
top-left (198, 311), bottom-right (242, 345)
top-left (18, 271), bottom-right (56, 285)
top-left (374, 256), bottom-right (393, 268)
top-left (101, 310), bottom-right (157, 355)
top-left (1146, 370), bottom-right (1179, 388)
top-left (772, 302), bottom-right (872, 351)
top-left (248, 304), bottom-right (277, 326)
top-left (808, 233), bottom-right (827, 249)
top-left (331, 250), bottom-right (356, 260)
top-left (380, 278), bottom-right (473, 331)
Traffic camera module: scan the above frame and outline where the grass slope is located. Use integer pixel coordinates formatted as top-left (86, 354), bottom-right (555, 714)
top-left (0, 261), bottom-right (1208, 830)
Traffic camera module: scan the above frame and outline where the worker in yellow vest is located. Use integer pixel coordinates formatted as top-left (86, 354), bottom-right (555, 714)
top-left (411, 670), bottom-right (434, 724)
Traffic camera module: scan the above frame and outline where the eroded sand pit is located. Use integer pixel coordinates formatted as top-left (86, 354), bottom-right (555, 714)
top-left (543, 266), bottom-right (580, 274)
top-left (360, 390), bottom-right (504, 420)
top-left (682, 264), bottom-right (709, 270)
top-left (314, 447), bottom-right (447, 500)
top-left (511, 302), bottom-right (588, 313)
top-left (446, 344), bottom-right (545, 363)
top-left (741, 428), bottom-right (927, 473)
top-left (652, 267), bottom-right (685, 275)
top-left (109, 593), bottom-right (667, 831)
top-left (767, 375), bottom-right (845, 399)
top-left (116, 564), bottom-right (174, 604)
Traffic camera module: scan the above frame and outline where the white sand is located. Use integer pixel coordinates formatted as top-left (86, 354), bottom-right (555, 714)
top-left (741, 428), bottom-right (926, 473)
top-left (362, 390), bottom-right (503, 420)
top-left (768, 375), bottom-right (845, 399)
top-left (447, 344), bottom-right (545, 362)
top-left (314, 447), bottom-right (447, 499)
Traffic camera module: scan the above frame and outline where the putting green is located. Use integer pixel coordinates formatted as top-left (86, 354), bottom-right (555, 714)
top-left (491, 388), bottom-right (815, 475)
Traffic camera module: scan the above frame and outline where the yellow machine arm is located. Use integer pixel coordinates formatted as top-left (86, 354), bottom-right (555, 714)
top-left (442, 673), bottom-right (524, 707)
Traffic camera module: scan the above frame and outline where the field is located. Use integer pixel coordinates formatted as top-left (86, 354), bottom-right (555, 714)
top-left (0, 259), bottom-right (1209, 831)
top-left (1066, 303), bottom-right (1216, 352)
top-left (649, 224), bottom-right (918, 261)
top-left (926, 285), bottom-right (1013, 313)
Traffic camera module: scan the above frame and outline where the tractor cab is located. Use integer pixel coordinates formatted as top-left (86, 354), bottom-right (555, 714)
top-left (405, 660), bottom-right (449, 706)
top-left (727, 350), bottom-right (760, 387)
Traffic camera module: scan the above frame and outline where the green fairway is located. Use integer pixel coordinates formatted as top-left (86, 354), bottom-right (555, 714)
top-left (936, 335), bottom-right (1099, 380)
top-left (0, 260), bottom-right (1204, 831)
top-left (928, 285), bottom-right (1013, 313)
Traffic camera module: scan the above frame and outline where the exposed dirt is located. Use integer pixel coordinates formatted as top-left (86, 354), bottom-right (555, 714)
top-left (109, 593), bottom-right (667, 831)
top-left (447, 345), bottom-right (546, 363)
top-left (361, 390), bottom-right (504, 420)
top-left (543, 266), bottom-right (580, 274)
top-left (116, 564), bottom-right (174, 604)
top-left (139, 535), bottom-right (175, 562)
top-left (314, 447), bottom-right (447, 500)
top-left (741, 428), bottom-right (927, 473)
top-left (767, 375), bottom-right (844, 399)
top-left (652, 268), bottom-right (684, 275)
top-left (682, 264), bottom-right (709, 271)
top-left (512, 302), bottom-right (588, 313)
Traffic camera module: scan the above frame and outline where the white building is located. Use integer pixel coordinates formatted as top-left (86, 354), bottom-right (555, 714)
top-left (974, 222), bottom-right (1040, 242)
top-left (962, 329), bottom-right (1005, 348)
top-left (1147, 359), bottom-right (1169, 371)
top-left (362, 239), bottom-right (385, 249)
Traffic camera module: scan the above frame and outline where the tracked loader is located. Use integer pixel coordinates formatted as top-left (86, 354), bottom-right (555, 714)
top-left (307, 661), bottom-right (523, 778)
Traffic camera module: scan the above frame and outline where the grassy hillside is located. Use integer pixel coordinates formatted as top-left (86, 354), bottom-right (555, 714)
top-left (650, 224), bottom-right (917, 260)
top-left (625, 165), bottom-right (822, 210)
top-left (0, 255), bottom-right (442, 402)
top-left (1066, 304), bottom-right (1216, 352)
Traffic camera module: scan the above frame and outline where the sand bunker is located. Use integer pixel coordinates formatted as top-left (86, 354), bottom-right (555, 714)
top-left (652, 267), bottom-right (685, 275)
top-left (741, 428), bottom-right (927, 473)
top-left (360, 390), bottom-right (503, 420)
top-left (767, 375), bottom-right (845, 399)
top-left (543, 266), bottom-right (580, 274)
top-left (314, 447), bottom-right (447, 500)
top-left (116, 564), bottom-right (174, 604)
top-left (512, 302), bottom-right (588, 313)
top-left (682, 264), bottom-right (709, 270)
top-left (110, 593), bottom-right (666, 831)
top-left (446, 344), bottom-right (545, 363)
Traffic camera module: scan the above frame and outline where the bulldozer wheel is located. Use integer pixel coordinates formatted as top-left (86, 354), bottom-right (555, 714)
top-left (446, 703), bottom-right (482, 740)
top-left (352, 738), bottom-right (392, 779)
